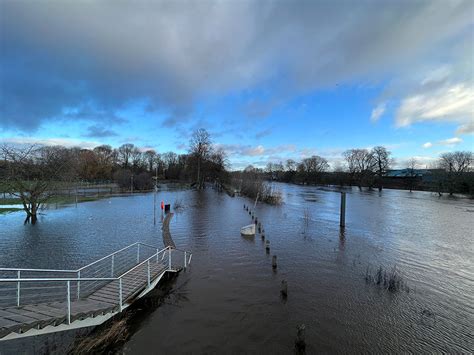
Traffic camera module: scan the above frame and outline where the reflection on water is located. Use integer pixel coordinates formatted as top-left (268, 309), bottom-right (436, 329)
top-left (0, 183), bottom-right (473, 353)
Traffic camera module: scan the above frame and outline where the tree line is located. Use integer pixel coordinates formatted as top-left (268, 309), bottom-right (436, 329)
top-left (243, 147), bottom-right (473, 195)
top-left (0, 129), bottom-right (228, 224)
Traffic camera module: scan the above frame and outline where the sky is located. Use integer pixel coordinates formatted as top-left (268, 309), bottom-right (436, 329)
top-left (0, 0), bottom-right (473, 170)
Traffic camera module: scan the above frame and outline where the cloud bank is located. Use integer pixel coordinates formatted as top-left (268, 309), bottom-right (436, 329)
top-left (1, 0), bottom-right (472, 132)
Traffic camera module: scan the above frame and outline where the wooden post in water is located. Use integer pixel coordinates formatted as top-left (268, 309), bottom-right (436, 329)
top-left (265, 240), bottom-right (270, 254)
top-left (281, 280), bottom-right (288, 297)
top-left (272, 255), bottom-right (277, 269)
top-left (340, 192), bottom-right (346, 228)
top-left (295, 324), bottom-right (306, 352)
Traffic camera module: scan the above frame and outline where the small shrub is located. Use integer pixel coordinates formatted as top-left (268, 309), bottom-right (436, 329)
top-left (365, 264), bottom-right (409, 293)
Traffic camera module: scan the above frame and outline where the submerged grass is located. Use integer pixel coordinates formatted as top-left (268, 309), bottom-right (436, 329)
top-left (0, 207), bottom-right (23, 214)
top-left (365, 265), bottom-right (409, 293)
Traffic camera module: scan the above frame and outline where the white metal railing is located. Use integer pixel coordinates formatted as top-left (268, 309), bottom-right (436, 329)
top-left (0, 243), bottom-right (192, 324)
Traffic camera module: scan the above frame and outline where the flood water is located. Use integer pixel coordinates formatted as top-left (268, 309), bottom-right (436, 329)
top-left (0, 183), bottom-right (473, 353)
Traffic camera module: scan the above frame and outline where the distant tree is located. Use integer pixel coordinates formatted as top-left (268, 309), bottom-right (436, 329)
top-left (189, 128), bottom-right (213, 189)
top-left (371, 146), bottom-right (392, 191)
top-left (343, 149), bottom-right (376, 189)
top-left (93, 145), bottom-right (115, 179)
top-left (144, 150), bottom-right (157, 173)
top-left (130, 147), bottom-right (143, 171)
top-left (118, 143), bottom-right (135, 168)
top-left (439, 151), bottom-right (473, 195)
top-left (297, 155), bottom-right (329, 183)
top-left (286, 159), bottom-right (296, 172)
top-left (113, 169), bottom-right (132, 190)
top-left (406, 158), bottom-right (418, 192)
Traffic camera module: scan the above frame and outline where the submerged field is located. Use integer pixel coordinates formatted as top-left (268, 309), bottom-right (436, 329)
top-left (0, 183), bottom-right (473, 353)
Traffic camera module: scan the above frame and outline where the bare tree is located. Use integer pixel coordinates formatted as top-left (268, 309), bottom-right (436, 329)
top-left (189, 128), bottom-right (213, 189)
top-left (118, 143), bottom-right (134, 168)
top-left (1, 144), bottom-right (76, 224)
top-left (343, 149), bottom-right (376, 189)
top-left (130, 147), bottom-right (143, 171)
top-left (439, 151), bottom-right (473, 173)
top-left (372, 146), bottom-right (392, 191)
top-left (286, 159), bottom-right (296, 172)
top-left (144, 150), bottom-right (157, 172)
top-left (406, 158), bottom-right (418, 192)
top-left (439, 151), bottom-right (473, 195)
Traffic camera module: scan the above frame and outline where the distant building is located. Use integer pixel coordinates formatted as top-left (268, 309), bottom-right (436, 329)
top-left (385, 169), bottom-right (444, 183)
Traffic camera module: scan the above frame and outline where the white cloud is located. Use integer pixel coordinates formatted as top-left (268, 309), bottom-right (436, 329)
top-left (438, 137), bottom-right (462, 146)
top-left (422, 142), bottom-right (433, 148)
top-left (244, 145), bottom-right (265, 157)
top-left (395, 83), bottom-right (474, 130)
top-left (370, 103), bottom-right (386, 122)
top-left (0, 137), bottom-right (100, 149)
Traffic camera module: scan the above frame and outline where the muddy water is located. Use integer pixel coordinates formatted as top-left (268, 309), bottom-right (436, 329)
top-left (0, 184), bottom-right (473, 353)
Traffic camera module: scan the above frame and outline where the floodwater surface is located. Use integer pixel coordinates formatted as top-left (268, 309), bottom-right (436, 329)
top-left (0, 183), bottom-right (473, 353)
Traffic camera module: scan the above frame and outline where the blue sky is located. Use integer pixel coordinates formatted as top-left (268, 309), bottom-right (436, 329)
top-left (0, 1), bottom-right (473, 169)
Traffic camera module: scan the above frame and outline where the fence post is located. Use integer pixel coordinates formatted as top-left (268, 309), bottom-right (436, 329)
top-left (147, 260), bottom-right (151, 287)
top-left (77, 270), bottom-right (81, 300)
top-left (168, 248), bottom-right (172, 270)
top-left (111, 254), bottom-right (115, 277)
top-left (340, 192), bottom-right (346, 228)
top-left (184, 251), bottom-right (187, 269)
top-left (119, 278), bottom-right (123, 312)
top-left (67, 281), bottom-right (71, 324)
top-left (137, 244), bottom-right (140, 263)
top-left (17, 270), bottom-right (20, 307)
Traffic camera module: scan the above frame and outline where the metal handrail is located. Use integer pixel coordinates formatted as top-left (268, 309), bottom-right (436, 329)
top-left (0, 242), bottom-right (161, 274)
top-left (119, 247), bottom-right (170, 278)
top-left (0, 243), bottom-right (192, 319)
top-left (0, 268), bottom-right (76, 273)
top-left (0, 246), bottom-right (191, 284)
top-left (0, 277), bottom-right (117, 282)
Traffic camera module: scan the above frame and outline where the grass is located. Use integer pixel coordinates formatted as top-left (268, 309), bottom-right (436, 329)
top-left (0, 198), bottom-right (22, 205)
top-left (0, 196), bottom-right (100, 206)
top-left (0, 207), bottom-right (23, 214)
top-left (173, 197), bottom-right (185, 211)
top-left (365, 265), bottom-right (409, 293)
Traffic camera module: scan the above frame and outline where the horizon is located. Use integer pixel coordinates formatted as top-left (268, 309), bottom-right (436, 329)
top-left (1, 0), bottom-right (473, 170)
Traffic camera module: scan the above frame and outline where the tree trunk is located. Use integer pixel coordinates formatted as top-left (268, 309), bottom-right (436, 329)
top-left (197, 157), bottom-right (201, 189)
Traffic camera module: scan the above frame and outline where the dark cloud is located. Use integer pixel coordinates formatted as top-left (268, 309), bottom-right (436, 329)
top-left (0, 0), bottom-right (472, 131)
top-left (83, 125), bottom-right (118, 138)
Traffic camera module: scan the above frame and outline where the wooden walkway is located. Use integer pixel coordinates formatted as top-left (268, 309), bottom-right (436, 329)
top-left (162, 212), bottom-right (176, 248)
top-left (0, 243), bottom-right (191, 341)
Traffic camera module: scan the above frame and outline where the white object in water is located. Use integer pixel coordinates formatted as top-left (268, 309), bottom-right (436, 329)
top-left (240, 224), bottom-right (256, 236)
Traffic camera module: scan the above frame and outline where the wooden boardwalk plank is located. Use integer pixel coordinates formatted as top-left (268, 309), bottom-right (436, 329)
top-left (0, 259), bottom-right (172, 339)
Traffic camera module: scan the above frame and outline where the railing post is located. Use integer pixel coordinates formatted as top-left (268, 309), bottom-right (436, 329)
top-left (77, 270), bottom-right (81, 300)
top-left (168, 247), bottom-right (172, 271)
top-left (340, 192), bottom-right (346, 228)
top-left (184, 251), bottom-right (187, 269)
top-left (111, 254), bottom-right (115, 277)
top-left (119, 278), bottom-right (123, 312)
top-left (67, 281), bottom-right (71, 324)
top-left (137, 244), bottom-right (140, 263)
top-left (17, 270), bottom-right (20, 307)
top-left (147, 260), bottom-right (151, 287)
